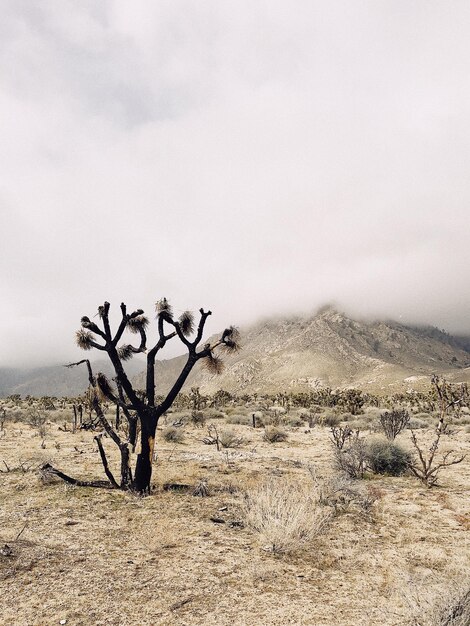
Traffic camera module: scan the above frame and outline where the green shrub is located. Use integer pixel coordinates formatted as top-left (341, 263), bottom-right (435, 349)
top-left (366, 439), bottom-right (410, 476)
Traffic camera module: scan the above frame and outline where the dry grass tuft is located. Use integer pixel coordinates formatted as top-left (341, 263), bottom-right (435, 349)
top-left (242, 478), bottom-right (330, 554)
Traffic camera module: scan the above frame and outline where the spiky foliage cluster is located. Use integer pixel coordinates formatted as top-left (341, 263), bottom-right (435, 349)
top-left (221, 326), bottom-right (241, 352)
top-left (127, 315), bottom-right (149, 333)
top-left (118, 344), bottom-right (134, 361)
top-left (76, 329), bottom-right (95, 351)
top-left (81, 316), bottom-right (103, 334)
top-left (179, 311), bottom-right (194, 336)
top-left (155, 298), bottom-right (172, 317)
top-left (96, 373), bottom-right (114, 401)
top-left (204, 353), bottom-right (224, 375)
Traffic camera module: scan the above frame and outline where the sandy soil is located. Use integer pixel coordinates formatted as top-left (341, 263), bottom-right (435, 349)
top-left (0, 420), bottom-right (469, 626)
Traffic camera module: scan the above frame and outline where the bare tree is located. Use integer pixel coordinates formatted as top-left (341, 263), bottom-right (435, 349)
top-left (43, 299), bottom-right (239, 493)
top-left (408, 427), bottom-right (465, 488)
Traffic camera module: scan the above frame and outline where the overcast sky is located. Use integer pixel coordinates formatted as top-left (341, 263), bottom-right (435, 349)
top-left (1, 1), bottom-right (470, 367)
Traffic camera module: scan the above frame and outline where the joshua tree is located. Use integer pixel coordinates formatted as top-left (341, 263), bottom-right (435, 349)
top-left (43, 299), bottom-right (240, 493)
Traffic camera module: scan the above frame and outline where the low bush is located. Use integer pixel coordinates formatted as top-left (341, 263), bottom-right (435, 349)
top-left (285, 415), bottom-right (304, 428)
top-left (334, 438), bottom-right (368, 479)
top-left (313, 471), bottom-right (379, 514)
top-left (190, 410), bottom-right (206, 427)
top-left (365, 439), bottom-right (410, 476)
top-left (218, 429), bottom-right (245, 448)
top-left (408, 418), bottom-right (427, 430)
top-left (206, 410), bottom-right (226, 420)
top-left (225, 414), bottom-right (251, 426)
top-left (436, 588), bottom-right (470, 626)
top-left (321, 412), bottom-right (341, 427)
top-left (263, 426), bottom-right (288, 443)
top-left (162, 426), bottom-right (185, 443)
top-left (26, 409), bottom-right (48, 438)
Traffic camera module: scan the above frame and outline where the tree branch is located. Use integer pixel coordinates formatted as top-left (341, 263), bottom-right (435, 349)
top-left (94, 435), bottom-right (120, 488)
top-left (192, 309), bottom-right (212, 348)
top-left (41, 463), bottom-right (114, 489)
top-left (157, 355), bottom-right (198, 416)
top-left (112, 303), bottom-right (128, 346)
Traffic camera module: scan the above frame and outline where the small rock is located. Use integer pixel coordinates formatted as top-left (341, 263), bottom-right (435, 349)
top-left (210, 517), bottom-right (225, 524)
top-left (0, 544), bottom-right (12, 557)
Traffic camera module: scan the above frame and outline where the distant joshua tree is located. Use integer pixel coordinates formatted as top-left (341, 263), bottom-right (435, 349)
top-left (43, 299), bottom-right (240, 493)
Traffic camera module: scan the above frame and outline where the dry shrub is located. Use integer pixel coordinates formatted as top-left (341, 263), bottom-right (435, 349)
top-left (162, 426), bottom-right (184, 443)
top-left (26, 409), bottom-right (48, 438)
top-left (409, 427), bottom-right (466, 488)
top-left (379, 408), bottom-right (410, 440)
top-left (285, 415), bottom-right (304, 428)
top-left (321, 411), bottom-right (341, 427)
top-left (225, 414), bottom-right (251, 426)
top-left (242, 478), bottom-right (330, 554)
top-left (263, 426), bottom-right (288, 443)
top-left (313, 471), bottom-right (379, 515)
top-left (206, 410), bottom-right (226, 420)
top-left (437, 589), bottom-right (470, 626)
top-left (190, 410), bottom-right (206, 427)
top-left (334, 438), bottom-right (368, 479)
top-left (408, 418), bottom-right (427, 430)
top-left (218, 429), bottom-right (245, 448)
top-left (192, 480), bottom-right (210, 497)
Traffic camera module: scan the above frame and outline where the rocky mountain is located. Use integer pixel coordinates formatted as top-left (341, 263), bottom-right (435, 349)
top-left (133, 307), bottom-right (470, 395)
top-left (2, 308), bottom-right (470, 397)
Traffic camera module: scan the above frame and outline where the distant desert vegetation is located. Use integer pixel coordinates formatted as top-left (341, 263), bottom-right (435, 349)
top-left (1, 377), bottom-right (469, 624)
top-left (0, 301), bottom-right (469, 625)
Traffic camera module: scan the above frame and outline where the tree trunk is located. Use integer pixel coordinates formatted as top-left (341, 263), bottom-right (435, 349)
top-left (133, 414), bottom-right (157, 493)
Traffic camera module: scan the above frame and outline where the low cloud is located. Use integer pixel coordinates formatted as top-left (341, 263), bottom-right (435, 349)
top-left (1, 1), bottom-right (470, 366)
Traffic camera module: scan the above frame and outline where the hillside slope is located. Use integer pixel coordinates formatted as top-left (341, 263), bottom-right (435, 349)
top-left (0, 359), bottom-right (145, 398)
top-left (2, 309), bottom-right (469, 397)
top-left (133, 308), bottom-right (470, 395)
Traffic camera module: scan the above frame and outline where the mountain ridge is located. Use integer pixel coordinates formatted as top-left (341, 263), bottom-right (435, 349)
top-left (1, 308), bottom-right (469, 397)
top-left (134, 308), bottom-right (470, 395)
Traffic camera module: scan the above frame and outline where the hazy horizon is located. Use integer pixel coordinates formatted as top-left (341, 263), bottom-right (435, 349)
top-left (1, 301), bottom-right (468, 370)
top-left (2, 1), bottom-right (470, 367)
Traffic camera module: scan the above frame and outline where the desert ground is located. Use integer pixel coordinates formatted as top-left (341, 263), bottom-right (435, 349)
top-left (0, 404), bottom-right (469, 626)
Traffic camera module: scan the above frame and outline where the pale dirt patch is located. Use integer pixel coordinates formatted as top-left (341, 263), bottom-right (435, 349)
top-left (0, 422), bottom-right (469, 625)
